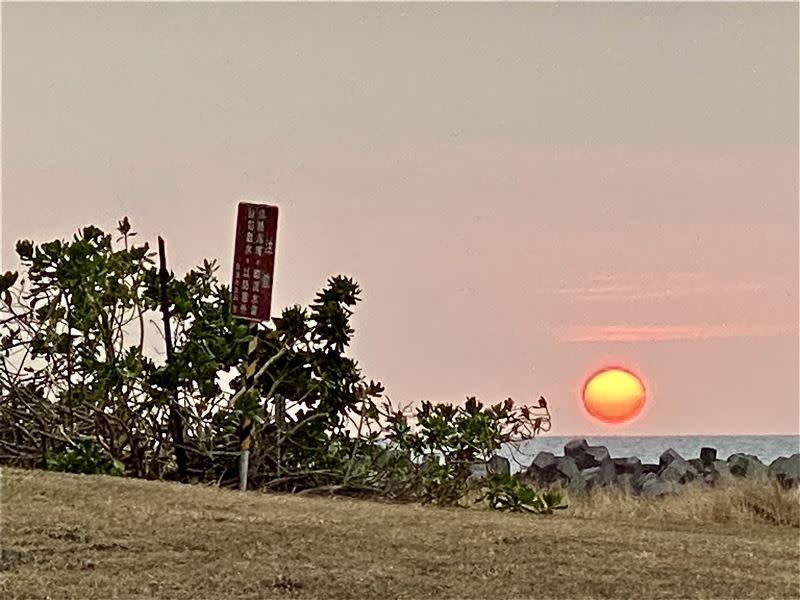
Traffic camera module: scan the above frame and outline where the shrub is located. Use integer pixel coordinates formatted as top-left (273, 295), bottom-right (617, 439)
top-left (1, 218), bottom-right (554, 514)
top-left (46, 438), bottom-right (124, 476)
top-left (480, 473), bottom-right (567, 514)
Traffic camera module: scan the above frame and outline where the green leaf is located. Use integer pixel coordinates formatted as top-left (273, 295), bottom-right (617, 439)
top-left (0, 271), bottom-right (18, 294)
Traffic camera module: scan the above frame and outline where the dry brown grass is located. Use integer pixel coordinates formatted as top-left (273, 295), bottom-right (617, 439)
top-left (2, 467), bottom-right (799, 600)
top-left (565, 480), bottom-right (800, 528)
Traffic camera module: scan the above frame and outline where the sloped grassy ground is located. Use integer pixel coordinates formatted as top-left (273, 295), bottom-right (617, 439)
top-left (1, 468), bottom-right (798, 599)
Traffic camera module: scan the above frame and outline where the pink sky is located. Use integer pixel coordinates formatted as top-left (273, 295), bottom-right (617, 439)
top-left (2, 3), bottom-right (798, 435)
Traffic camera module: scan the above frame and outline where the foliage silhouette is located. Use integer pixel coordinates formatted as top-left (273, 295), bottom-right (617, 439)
top-left (1, 219), bottom-right (554, 512)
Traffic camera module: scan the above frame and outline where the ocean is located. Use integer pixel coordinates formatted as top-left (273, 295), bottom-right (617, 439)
top-left (498, 435), bottom-right (800, 472)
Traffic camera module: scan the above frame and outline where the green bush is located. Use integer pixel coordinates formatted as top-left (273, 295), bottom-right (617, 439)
top-left (46, 439), bottom-right (124, 476)
top-left (1, 219), bottom-right (248, 479)
top-left (480, 473), bottom-right (566, 514)
top-left (372, 398), bottom-right (559, 512)
top-left (2, 218), bottom-right (556, 514)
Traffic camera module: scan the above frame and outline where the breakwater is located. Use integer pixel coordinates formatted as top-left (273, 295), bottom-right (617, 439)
top-left (476, 438), bottom-right (800, 497)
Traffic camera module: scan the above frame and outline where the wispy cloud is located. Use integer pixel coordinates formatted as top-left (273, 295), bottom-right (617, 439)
top-left (535, 279), bottom-right (768, 303)
top-left (558, 323), bottom-right (794, 343)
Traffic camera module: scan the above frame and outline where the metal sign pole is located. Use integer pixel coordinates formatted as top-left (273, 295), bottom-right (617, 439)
top-left (230, 202), bottom-right (279, 492)
top-left (238, 326), bottom-right (259, 491)
top-left (275, 393), bottom-right (285, 478)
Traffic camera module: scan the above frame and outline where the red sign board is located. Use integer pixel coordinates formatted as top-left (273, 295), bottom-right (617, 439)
top-left (231, 203), bottom-right (278, 321)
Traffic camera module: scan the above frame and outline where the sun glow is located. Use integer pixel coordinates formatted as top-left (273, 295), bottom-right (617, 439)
top-left (582, 367), bottom-right (646, 424)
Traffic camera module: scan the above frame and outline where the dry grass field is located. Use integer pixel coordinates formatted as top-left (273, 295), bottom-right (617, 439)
top-left (2, 468), bottom-right (799, 599)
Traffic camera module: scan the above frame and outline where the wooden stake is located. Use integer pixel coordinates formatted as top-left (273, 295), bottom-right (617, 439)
top-left (158, 236), bottom-right (188, 482)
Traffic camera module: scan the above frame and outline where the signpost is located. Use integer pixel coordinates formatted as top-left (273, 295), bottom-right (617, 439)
top-left (231, 203), bottom-right (279, 322)
top-left (231, 202), bottom-right (278, 491)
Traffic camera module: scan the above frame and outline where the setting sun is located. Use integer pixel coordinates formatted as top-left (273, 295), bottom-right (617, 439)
top-left (582, 367), bottom-right (646, 424)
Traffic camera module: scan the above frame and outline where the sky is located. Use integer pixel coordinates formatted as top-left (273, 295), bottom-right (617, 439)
top-left (2, 3), bottom-right (798, 436)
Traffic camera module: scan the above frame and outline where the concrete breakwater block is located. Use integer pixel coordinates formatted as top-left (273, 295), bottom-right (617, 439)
top-left (769, 454), bottom-right (800, 489)
top-left (488, 439), bottom-right (800, 497)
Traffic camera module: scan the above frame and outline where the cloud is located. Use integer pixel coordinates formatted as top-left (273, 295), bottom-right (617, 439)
top-left (535, 280), bottom-right (768, 303)
top-left (557, 323), bottom-right (793, 343)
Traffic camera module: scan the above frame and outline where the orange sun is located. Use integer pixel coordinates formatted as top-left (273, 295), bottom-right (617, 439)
top-left (582, 367), bottom-right (646, 424)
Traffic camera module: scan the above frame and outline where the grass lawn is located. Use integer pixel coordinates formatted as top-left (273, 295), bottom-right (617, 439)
top-left (2, 468), bottom-right (798, 599)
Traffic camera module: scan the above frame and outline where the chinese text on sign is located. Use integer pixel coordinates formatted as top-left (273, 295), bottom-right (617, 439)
top-left (231, 203), bottom-right (278, 321)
